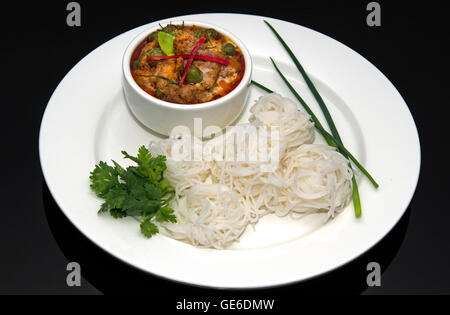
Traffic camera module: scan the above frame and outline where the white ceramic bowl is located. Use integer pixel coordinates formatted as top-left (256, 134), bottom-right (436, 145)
top-left (122, 21), bottom-right (253, 136)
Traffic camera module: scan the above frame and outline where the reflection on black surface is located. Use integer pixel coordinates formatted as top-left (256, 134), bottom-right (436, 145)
top-left (43, 181), bottom-right (411, 298)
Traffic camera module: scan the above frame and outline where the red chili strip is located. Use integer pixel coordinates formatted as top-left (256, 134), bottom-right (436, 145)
top-left (179, 35), bottom-right (207, 87)
top-left (149, 54), bottom-right (230, 66)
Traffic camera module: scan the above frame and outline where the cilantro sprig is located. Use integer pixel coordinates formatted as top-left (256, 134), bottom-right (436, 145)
top-left (89, 145), bottom-right (176, 238)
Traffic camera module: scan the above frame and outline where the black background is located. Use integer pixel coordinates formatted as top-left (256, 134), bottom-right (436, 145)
top-left (0, 0), bottom-right (448, 298)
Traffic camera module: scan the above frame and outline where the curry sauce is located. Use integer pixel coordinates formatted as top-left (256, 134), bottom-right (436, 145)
top-left (130, 24), bottom-right (245, 104)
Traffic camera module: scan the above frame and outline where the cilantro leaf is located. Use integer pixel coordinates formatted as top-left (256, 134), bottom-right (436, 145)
top-left (122, 146), bottom-right (167, 184)
top-left (149, 155), bottom-right (167, 183)
top-left (121, 150), bottom-right (141, 165)
top-left (101, 185), bottom-right (129, 210)
top-left (156, 206), bottom-right (177, 223)
top-left (90, 146), bottom-right (176, 239)
top-left (140, 220), bottom-right (159, 238)
top-left (110, 208), bottom-right (128, 219)
top-left (89, 162), bottom-right (119, 197)
top-left (137, 145), bottom-right (152, 166)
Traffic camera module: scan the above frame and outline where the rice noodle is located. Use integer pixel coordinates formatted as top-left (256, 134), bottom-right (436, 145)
top-left (160, 184), bottom-right (249, 249)
top-left (268, 144), bottom-right (353, 219)
top-left (152, 93), bottom-right (353, 248)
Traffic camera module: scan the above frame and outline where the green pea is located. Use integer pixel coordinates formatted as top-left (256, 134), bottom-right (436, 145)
top-left (222, 43), bottom-right (236, 56)
top-left (205, 28), bottom-right (218, 40)
top-left (185, 65), bottom-right (203, 83)
top-left (193, 30), bottom-right (204, 39)
top-left (193, 29), bottom-right (218, 41)
top-left (147, 48), bottom-right (165, 66)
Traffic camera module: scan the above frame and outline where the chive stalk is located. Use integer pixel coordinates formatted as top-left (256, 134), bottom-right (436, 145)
top-left (253, 75), bottom-right (360, 218)
top-left (268, 58), bottom-right (334, 146)
top-left (264, 20), bottom-right (342, 143)
top-left (251, 79), bottom-right (378, 189)
top-left (263, 20), bottom-right (376, 217)
top-left (251, 80), bottom-right (273, 93)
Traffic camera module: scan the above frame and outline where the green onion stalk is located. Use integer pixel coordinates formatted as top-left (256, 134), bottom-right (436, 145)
top-left (253, 21), bottom-right (379, 217)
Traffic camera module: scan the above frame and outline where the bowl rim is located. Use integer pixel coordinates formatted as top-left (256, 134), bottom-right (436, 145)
top-left (122, 20), bottom-right (253, 110)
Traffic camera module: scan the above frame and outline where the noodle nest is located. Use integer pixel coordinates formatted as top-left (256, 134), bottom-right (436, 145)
top-left (150, 93), bottom-right (353, 249)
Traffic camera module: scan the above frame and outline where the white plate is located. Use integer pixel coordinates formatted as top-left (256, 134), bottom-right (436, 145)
top-left (39, 13), bottom-right (420, 289)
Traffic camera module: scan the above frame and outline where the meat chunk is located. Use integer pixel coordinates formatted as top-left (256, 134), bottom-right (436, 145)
top-left (194, 60), bottom-right (221, 90)
top-left (173, 33), bottom-right (197, 54)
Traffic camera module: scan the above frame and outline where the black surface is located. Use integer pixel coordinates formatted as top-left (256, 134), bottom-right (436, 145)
top-left (1, 1), bottom-right (448, 297)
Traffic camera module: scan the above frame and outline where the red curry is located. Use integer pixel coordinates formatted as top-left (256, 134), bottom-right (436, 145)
top-left (130, 24), bottom-right (245, 104)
